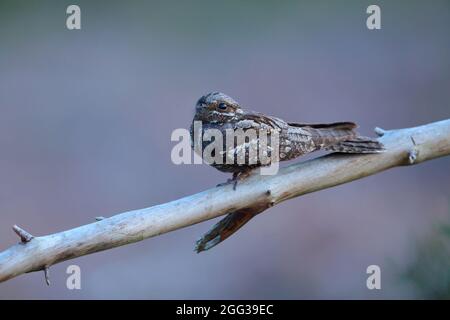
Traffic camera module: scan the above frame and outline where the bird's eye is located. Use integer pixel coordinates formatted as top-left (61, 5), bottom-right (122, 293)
top-left (218, 103), bottom-right (228, 110)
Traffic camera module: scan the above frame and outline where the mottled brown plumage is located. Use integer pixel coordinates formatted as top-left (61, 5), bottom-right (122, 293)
top-left (191, 92), bottom-right (383, 176)
top-left (190, 92), bottom-right (384, 252)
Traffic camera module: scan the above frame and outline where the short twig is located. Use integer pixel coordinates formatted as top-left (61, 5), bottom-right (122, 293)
top-left (374, 127), bottom-right (387, 137)
top-left (12, 225), bottom-right (34, 243)
top-left (43, 267), bottom-right (50, 286)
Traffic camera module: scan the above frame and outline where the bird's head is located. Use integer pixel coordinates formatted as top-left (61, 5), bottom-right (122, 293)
top-left (194, 92), bottom-right (243, 122)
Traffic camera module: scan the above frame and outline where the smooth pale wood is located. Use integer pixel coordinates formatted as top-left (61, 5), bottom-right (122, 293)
top-left (0, 119), bottom-right (449, 283)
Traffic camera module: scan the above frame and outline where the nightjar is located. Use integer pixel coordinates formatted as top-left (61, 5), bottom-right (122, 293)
top-left (191, 92), bottom-right (383, 185)
top-left (190, 92), bottom-right (384, 252)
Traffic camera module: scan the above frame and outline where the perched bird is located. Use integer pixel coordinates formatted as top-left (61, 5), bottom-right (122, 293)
top-left (190, 92), bottom-right (384, 252)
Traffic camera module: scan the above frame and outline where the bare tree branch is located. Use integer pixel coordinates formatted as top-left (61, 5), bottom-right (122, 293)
top-left (0, 119), bottom-right (449, 284)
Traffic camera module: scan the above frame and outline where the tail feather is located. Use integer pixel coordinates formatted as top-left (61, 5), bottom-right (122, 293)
top-left (289, 122), bottom-right (384, 154)
top-left (289, 122), bottom-right (358, 148)
top-left (326, 137), bottom-right (384, 153)
top-left (288, 121), bottom-right (357, 130)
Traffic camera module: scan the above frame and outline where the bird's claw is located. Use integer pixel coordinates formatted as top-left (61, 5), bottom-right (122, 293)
top-left (216, 171), bottom-right (251, 190)
top-left (216, 178), bottom-right (233, 188)
top-left (215, 179), bottom-right (238, 190)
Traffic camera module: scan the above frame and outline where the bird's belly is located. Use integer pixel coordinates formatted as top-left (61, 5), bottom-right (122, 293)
top-left (192, 125), bottom-right (276, 169)
top-left (191, 123), bottom-right (310, 171)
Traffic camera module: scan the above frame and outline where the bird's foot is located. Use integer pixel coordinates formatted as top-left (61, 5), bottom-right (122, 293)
top-left (216, 170), bottom-right (253, 190)
top-left (216, 177), bottom-right (235, 188)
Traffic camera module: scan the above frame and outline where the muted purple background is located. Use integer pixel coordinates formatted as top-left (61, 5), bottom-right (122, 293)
top-left (0, 0), bottom-right (449, 299)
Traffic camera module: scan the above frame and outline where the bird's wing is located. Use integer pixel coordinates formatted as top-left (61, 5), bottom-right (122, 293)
top-left (287, 121), bottom-right (357, 130)
top-left (235, 111), bottom-right (286, 132)
top-left (287, 121), bottom-right (358, 151)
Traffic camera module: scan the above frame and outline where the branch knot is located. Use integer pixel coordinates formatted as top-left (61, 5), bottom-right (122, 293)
top-left (408, 136), bottom-right (419, 164)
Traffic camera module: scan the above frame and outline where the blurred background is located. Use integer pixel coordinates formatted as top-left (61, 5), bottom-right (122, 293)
top-left (0, 0), bottom-right (449, 299)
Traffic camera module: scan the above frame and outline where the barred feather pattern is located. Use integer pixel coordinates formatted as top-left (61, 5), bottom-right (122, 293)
top-left (325, 137), bottom-right (385, 153)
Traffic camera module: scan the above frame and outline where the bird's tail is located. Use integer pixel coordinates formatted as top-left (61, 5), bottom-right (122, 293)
top-left (325, 137), bottom-right (385, 153)
top-left (289, 122), bottom-right (384, 153)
